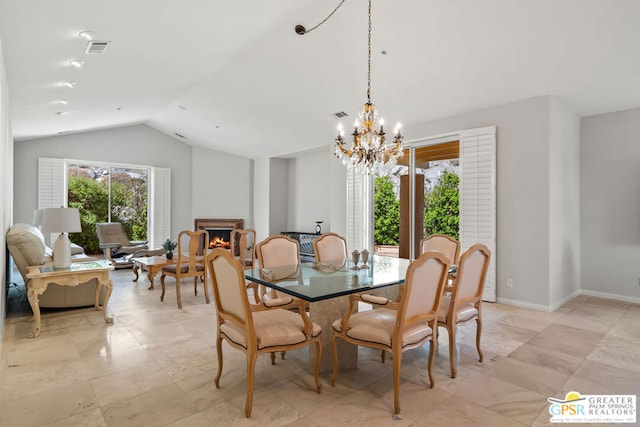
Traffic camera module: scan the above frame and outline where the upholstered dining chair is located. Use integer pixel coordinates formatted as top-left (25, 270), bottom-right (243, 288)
top-left (330, 251), bottom-right (450, 414)
top-left (312, 232), bottom-right (347, 263)
top-left (160, 229), bottom-right (209, 309)
top-left (437, 243), bottom-right (491, 378)
top-left (420, 233), bottom-right (460, 266)
top-left (255, 235), bottom-right (301, 302)
top-left (207, 248), bottom-right (322, 417)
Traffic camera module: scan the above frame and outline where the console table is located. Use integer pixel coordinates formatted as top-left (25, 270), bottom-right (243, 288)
top-left (25, 260), bottom-right (114, 338)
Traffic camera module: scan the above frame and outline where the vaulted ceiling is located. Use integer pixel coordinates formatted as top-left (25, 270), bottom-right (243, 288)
top-left (2, 0), bottom-right (640, 159)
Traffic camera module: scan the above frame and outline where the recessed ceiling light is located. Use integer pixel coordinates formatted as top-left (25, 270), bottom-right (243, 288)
top-left (56, 111), bottom-right (69, 116)
top-left (79, 31), bottom-right (95, 40)
top-left (69, 60), bottom-right (84, 68)
top-left (55, 99), bottom-right (69, 105)
top-left (61, 81), bottom-right (76, 88)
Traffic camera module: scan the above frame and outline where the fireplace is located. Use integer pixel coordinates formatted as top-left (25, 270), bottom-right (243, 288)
top-left (205, 228), bottom-right (232, 249)
top-left (194, 218), bottom-right (244, 254)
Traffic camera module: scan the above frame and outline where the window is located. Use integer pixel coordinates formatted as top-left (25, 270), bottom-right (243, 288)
top-left (67, 163), bottom-right (150, 253)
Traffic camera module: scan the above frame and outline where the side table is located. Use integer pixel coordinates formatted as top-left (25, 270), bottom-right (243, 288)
top-left (25, 260), bottom-right (115, 338)
top-left (132, 255), bottom-right (173, 289)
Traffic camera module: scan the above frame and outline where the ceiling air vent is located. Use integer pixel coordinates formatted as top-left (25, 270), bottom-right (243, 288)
top-left (334, 111), bottom-right (348, 118)
top-left (174, 132), bottom-right (186, 139)
top-left (84, 40), bottom-right (110, 54)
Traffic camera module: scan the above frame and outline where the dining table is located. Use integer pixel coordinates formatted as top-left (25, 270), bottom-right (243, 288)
top-left (245, 255), bottom-right (411, 372)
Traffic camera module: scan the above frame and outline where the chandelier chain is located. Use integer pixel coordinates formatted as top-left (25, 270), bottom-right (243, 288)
top-left (367, 0), bottom-right (372, 103)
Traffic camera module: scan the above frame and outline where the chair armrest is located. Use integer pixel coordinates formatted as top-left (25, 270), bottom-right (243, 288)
top-left (99, 243), bottom-right (122, 250)
top-left (350, 293), bottom-right (400, 309)
top-left (129, 240), bottom-right (148, 246)
top-left (360, 294), bottom-right (390, 305)
top-left (262, 296), bottom-right (295, 308)
top-left (252, 297), bottom-right (301, 312)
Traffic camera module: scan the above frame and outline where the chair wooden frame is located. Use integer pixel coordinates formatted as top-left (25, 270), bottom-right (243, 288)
top-left (231, 228), bottom-right (259, 304)
top-left (437, 243), bottom-right (491, 378)
top-left (207, 249), bottom-right (322, 417)
top-left (312, 232), bottom-right (347, 263)
top-left (160, 230), bottom-right (209, 309)
top-left (419, 233), bottom-right (460, 265)
top-left (330, 252), bottom-right (450, 414)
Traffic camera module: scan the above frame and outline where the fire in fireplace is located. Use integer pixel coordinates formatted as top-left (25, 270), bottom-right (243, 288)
top-left (206, 228), bottom-right (232, 249)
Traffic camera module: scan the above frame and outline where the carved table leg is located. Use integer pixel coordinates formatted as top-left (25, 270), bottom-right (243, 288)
top-left (97, 277), bottom-right (114, 324)
top-left (147, 267), bottom-right (158, 290)
top-left (132, 263), bottom-right (140, 282)
top-left (27, 282), bottom-right (47, 338)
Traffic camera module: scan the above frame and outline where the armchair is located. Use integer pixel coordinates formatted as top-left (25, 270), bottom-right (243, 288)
top-left (330, 251), bottom-right (450, 414)
top-left (95, 222), bottom-right (149, 268)
top-left (206, 248), bottom-right (322, 417)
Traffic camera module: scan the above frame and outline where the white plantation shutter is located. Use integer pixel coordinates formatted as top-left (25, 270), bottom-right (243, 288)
top-left (149, 167), bottom-right (171, 249)
top-left (38, 158), bottom-right (67, 245)
top-left (346, 168), bottom-right (362, 251)
top-left (38, 157), bottom-right (66, 209)
top-left (460, 126), bottom-right (496, 302)
top-left (346, 169), bottom-right (374, 252)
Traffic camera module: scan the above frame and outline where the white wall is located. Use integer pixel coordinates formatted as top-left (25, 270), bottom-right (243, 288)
top-left (581, 108), bottom-right (640, 302)
top-left (253, 157), bottom-right (270, 242)
top-left (269, 158), bottom-right (288, 235)
top-left (286, 147), bottom-right (332, 233)
top-left (191, 145), bottom-right (253, 227)
top-left (408, 96), bottom-right (552, 309)
top-left (1, 36), bottom-right (13, 339)
top-left (549, 98), bottom-right (581, 308)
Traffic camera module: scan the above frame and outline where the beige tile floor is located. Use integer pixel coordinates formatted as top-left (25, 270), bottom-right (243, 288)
top-left (1, 268), bottom-right (639, 426)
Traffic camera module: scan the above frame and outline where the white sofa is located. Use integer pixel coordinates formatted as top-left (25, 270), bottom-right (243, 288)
top-left (6, 223), bottom-right (105, 308)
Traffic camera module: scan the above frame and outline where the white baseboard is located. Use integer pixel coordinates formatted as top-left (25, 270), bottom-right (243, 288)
top-left (495, 297), bottom-right (553, 312)
top-left (580, 289), bottom-right (640, 305)
top-left (497, 289), bottom-right (640, 312)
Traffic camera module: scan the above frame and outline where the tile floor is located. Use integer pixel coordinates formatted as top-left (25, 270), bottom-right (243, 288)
top-left (1, 268), bottom-right (639, 426)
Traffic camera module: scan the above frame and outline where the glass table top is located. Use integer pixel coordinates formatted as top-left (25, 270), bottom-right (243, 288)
top-left (244, 255), bottom-right (411, 302)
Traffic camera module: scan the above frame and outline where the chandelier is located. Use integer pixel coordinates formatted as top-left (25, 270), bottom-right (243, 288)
top-left (296, 0), bottom-right (404, 175)
top-left (336, 0), bottom-right (404, 174)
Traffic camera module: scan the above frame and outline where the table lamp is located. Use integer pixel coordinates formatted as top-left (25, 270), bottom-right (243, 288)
top-left (32, 209), bottom-right (45, 227)
top-left (42, 207), bottom-right (82, 269)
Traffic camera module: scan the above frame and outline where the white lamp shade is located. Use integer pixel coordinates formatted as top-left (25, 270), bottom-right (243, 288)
top-left (42, 208), bottom-right (81, 269)
top-left (42, 208), bottom-right (82, 233)
top-left (32, 209), bottom-right (45, 226)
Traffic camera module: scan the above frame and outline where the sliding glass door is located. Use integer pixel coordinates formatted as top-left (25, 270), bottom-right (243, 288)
top-left (373, 139), bottom-right (459, 259)
top-left (67, 163), bottom-right (149, 254)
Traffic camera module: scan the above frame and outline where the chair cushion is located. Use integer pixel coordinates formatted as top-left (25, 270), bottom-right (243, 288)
top-left (163, 263), bottom-right (205, 274)
top-left (221, 309), bottom-right (321, 350)
top-left (437, 296), bottom-right (478, 324)
top-left (332, 308), bottom-right (433, 349)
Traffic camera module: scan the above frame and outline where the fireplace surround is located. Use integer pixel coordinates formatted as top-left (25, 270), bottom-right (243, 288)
top-left (194, 218), bottom-right (244, 254)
